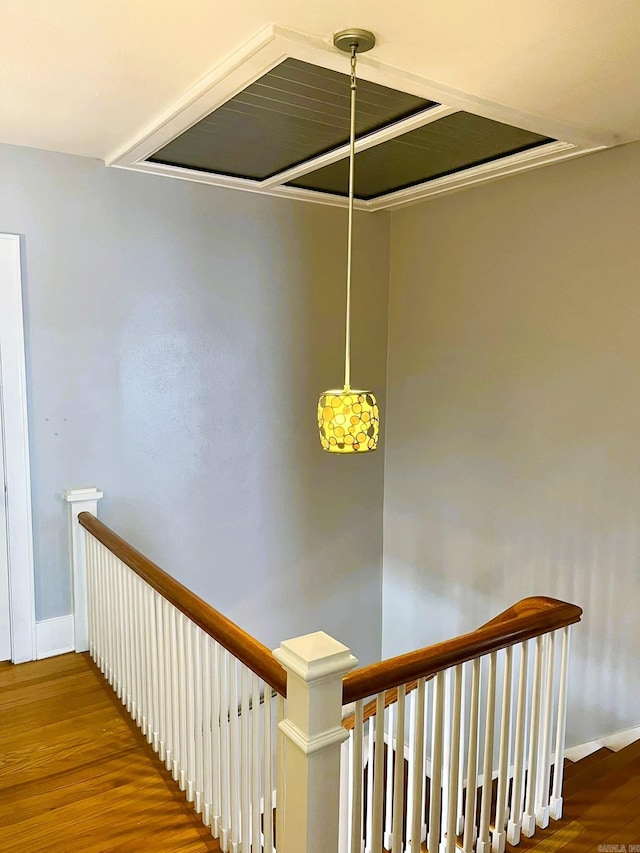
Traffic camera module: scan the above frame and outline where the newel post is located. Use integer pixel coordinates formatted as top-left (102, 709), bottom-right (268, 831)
top-left (63, 487), bottom-right (103, 652)
top-left (273, 631), bottom-right (358, 853)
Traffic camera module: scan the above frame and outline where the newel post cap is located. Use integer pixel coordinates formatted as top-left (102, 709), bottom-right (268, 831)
top-left (64, 487), bottom-right (103, 503)
top-left (274, 631), bottom-right (358, 682)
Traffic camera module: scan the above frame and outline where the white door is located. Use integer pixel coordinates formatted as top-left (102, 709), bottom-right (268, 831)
top-left (0, 406), bottom-right (10, 661)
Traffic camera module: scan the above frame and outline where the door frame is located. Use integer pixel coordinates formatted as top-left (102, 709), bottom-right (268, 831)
top-left (0, 233), bottom-right (36, 662)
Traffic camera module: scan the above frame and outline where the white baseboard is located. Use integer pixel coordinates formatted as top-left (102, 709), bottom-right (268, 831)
top-left (36, 614), bottom-right (74, 659)
top-left (565, 725), bottom-right (640, 762)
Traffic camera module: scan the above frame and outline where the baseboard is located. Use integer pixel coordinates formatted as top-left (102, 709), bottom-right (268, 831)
top-left (36, 615), bottom-right (74, 659)
top-left (565, 724), bottom-right (640, 761)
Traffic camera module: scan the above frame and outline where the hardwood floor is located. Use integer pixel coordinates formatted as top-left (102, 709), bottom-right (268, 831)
top-left (506, 740), bottom-right (640, 851)
top-left (0, 653), bottom-right (220, 852)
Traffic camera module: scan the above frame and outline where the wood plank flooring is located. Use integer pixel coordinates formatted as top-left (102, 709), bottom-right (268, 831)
top-left (505, 742), bottom-right (640, 851)
top-left (0, 653), bottom-right (220, 852)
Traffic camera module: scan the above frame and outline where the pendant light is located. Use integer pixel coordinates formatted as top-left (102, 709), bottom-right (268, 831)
top-left (318, 28), bottom-right (380, 454)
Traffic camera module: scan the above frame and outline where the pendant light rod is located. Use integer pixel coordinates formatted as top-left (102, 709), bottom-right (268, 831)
top-left (333, 28), bottom-right (376, 391)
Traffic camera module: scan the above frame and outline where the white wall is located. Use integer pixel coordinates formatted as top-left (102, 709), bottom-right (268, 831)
top-left (385, 141), bottom-right (640, 745)
top-left (0, 144), bottom-right (389, 665)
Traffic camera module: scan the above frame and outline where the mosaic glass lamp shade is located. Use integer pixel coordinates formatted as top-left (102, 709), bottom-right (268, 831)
top-left (318, 388), bottom-right (379, 453)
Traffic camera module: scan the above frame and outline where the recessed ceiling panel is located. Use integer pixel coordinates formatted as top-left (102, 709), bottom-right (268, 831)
top-left (148, 58), bottom-right (435, 181)
top-left (287, 113), bottom-right (552, 199)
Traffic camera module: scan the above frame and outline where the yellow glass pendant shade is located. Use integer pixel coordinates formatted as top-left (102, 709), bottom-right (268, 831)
top-left (318, 388), bottom-right (379, 453)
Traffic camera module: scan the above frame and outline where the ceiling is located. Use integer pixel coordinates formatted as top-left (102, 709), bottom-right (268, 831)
top-left (3, 1), bottom-right (639, 203)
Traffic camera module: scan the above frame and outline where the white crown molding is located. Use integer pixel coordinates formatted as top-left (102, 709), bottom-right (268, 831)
top-left (106, 24), bottom-right (617, 210)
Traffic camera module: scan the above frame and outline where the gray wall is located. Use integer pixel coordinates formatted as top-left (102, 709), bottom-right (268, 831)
top-left (0, 144), bottom-right (389, 665)
top-left (385, 141), bottom-right (640, 745)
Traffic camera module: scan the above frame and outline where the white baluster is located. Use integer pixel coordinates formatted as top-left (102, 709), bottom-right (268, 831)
top-left (113, 557), bottom-right (121, 691)
top-left (410, 679), bottom-right (426, 853)
top-left (137, 578), bottom-right (146, 725)
top-left (219, 647), bottom-right (231, 851)
top-left (384, 702), bottom-right (394, 850)
top-left (421, 680), bottom-right (430, 844)
top-left (522, 636), bottom-right (543, 837)
top-left (85, 533), bottom-right (96, 660)
top-left (229, 658), bottom-right (241, 853)
top-left (194, 626), bottom-right (204, 812)
top-left (392, 685), bottom-right (406, 853)
top-left (251, 675), bottom-right (261, 852)
top-left (477, 652), bottom-right (497, 853)
top-left (428, 671), bottom-right (445, 853)
top-left (185, 619), bottom-right (196, 799)
top-left (117, 559), bottom-right (126, 700)
top-left (275, 693), bottom-right (285, 853)
top-left (96, 545), bottom-right (105, 672)
top-left (536, 633), bottom-right (555, 829)
top-left (439, 669), bottom-right (451, 853)
top-left (550, 627), bottom-right (571, 820)
top-left (406, 690), bottom-right (417, 853)
top-left (507, 642), bottom-right (529, 846)
top-left (365, 716), bottom-right (374, 853)
top-left (170, 605), bottom-right (181, 781)
top-left (162, 600), bottom-right (173, 769)
top-left (177, 611), bottom-right (188, 790)
top-left (239, 666), bottom-right (251, 850)
top-left (202, 633), bottom-right (212, 826)
top-left (351, 700), bottom-right (364, 853)
top-left (130, 570), bottom-right (138, 718)
top-left (457, 668), bottom-right (466, 838)
top-left (371, 693), bottom-right (385, 853)
top-left (145, 582), bottom-right (155, 742)
top-left (463, 658), bottom-right (480, 853)
top-left (211, 641), bottom-right (222, 837)
top-left (125, 567), bottom-right (135, 716)
top-left (444, 666), bottom-right (462, 853)
top-left (262, 688), bottom-right (273, 853)
top-left (104, 549), bottom-right (116, 687)
top-left (156, 594), bottom-right (166, 761)
top-left (148, 586), bottom-right (159, 749)
top-left (122, 560), bottom-right (130, 702)
top-left (339, 735), bottom-right (350, 853)
top-left (492, 646), bottom-right (513, 853)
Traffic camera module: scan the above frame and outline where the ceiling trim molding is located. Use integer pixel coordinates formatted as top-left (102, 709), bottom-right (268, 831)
top-left (106, 24), bottom-right (616, 210)
top-left (113, 161), bottom-right (365, 210)
top-left (259, 105), bottom-right (460, 189)
top-left (362, 142), bottom-right (607, 210)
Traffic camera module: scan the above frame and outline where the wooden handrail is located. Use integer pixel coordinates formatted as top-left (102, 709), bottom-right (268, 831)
top-left (342, 596), bottom-right (582, 708)
top-left (78, 512), bottom-right (288, 697)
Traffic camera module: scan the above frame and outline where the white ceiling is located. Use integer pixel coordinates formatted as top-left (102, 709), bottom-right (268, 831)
top-left (3, 0), bottom-right (639, 162)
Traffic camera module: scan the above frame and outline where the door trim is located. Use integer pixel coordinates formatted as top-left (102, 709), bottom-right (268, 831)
top-left (0, 233), bottom-right (36, 662)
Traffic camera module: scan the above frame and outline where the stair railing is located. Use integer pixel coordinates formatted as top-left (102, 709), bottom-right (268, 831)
top-left (339, 597), bottom-right (581, 853)
top-left (65, 488), bottom-right (581, 853)
top-left (66, 490), bottom-right (288, 853)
